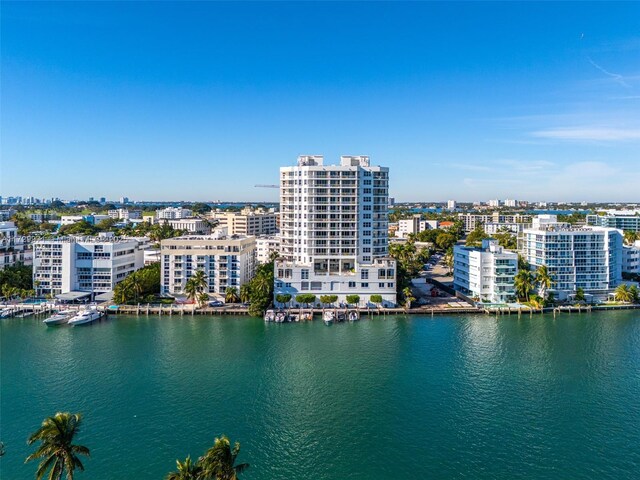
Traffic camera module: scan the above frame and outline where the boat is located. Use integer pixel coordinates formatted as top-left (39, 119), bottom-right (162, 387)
top-left (301, 311), bottom-right (313, 321)
top-left (264, 310), bottom-right (276, 322)
top-left (0, 308), bottom-right (13, 319)
top-left (289, 313), bottom-right (299, 322)
top-left (348, 311), bottom-right (359, 322)
top-left (275, 311), bottom-right (287, 323)
top-left (323, 311), bottom-right (334, 324)
top-left (336, 311), bottom-right (346, 322)
top-left (68, 308), bottom-right (102, 326)
top-left (43, 310), bottom-right (75, 326)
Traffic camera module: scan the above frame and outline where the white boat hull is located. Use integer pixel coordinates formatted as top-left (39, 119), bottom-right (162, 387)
top-left (68, 311), bottom-right (102, 325)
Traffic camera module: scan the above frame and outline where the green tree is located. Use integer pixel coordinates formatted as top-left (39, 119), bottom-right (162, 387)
top-left (25, 412), bottom-right (90, 480)
top-left (58, 220), bottom-right (99, 236)
top-left (575, 287), bottom-right (586, 302)
top-left (614, 284), bottom-right (633, 303)
top-left (0, 262), bottom-right (33, 293)
top-left (295, 293), bottom-right (316, 307)
top-left (465, 225), bottom-right (489, 248)
top-left (275, 293), bottom-right (291, 307)
top-left (198, 435), bottom-right (249, 480)
top-left (370, 294), bottom-right (383, 307)
top-left (225, 287), bottom-right (240, 304)
top-left (535, 265), bottom-right (554, 300)
top-left (630, 285), bottom-right (639, 304)
top-left (402, 287), bottom-right (415, 309)
top-left (239, 284), bottom-right (252, 304)
top-left (345, 294), bottom-right (360, 307)
top-left (514, 270), bottom-right (534, 302)
top-left (112, 263), bottom-right (161, 305)
top-left (435, 232), bottom-right (457, 251)
top-left (165, 456), bottom-right (202, 480)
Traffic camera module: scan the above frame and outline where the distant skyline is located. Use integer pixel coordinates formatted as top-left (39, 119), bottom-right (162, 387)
top-left (2, 2), bottom-right (639, 202)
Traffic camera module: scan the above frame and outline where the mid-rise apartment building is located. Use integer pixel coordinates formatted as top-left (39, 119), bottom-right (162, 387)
top-left (0, 222), bottom-right (27, 269)
top-left (622, 241), bottom-right (640, 275)
top-left (458, 212), bottom-right (532, 232)
top-left (521, 216), bottom-right (623, 298)
top-left (453, 239), bottom-right (518, 303)
top-left (161, 218), bottom-right (212, 234)
top-left (274, 155), bottom-right (397, 307)
top-left (256, 235), bottom-right (281, 264)
top-left (156, 207), bottom-right (193, 220)
top-left (33, 235), bottom-right (146, 297)
top-left (586, 214), bottom-right (640, 232)
top-left (212, 208), bottom-right (278, 236)
top-left (108, 209), bottom-right (142, 220)
top-left (160, 229), bottom-right (256, 296)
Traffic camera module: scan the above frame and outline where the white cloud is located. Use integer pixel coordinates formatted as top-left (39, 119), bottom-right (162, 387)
top-left (530, 127), bottom-right (640, 141)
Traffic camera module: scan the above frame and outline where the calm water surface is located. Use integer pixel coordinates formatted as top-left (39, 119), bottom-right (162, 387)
top-left (1, 312), bottom-right (639, 479)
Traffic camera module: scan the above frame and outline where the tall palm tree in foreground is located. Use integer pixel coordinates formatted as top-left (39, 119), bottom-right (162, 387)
top-left (165, 455), bottom-right (202, 480)
top-left (25, 412), bottom-right (90, 480)
top-left (198, 436), bottom-right (249, 480)
top-left (535, 265), bottom-right (554, 300)
top-left (225, 287), bottom-right (240, 304)
top-left (514, 270), bottom-right (534, 302)
top-left (614, 284), bottom-right (633, 303)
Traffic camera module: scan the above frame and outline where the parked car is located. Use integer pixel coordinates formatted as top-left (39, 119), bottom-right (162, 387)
top-left (209, 300), bottom-right (224, 307)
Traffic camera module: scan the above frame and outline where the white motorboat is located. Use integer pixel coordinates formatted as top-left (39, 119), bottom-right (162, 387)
top-left (264, 310), bottom-right (276, 322)
top-left (68, 308), bottom-right (102, 326)
top-left (43, 310), bottom-right (75, 326)
top-left (348, 311), bottom-right (360, 322)
top-left (275, 311), bottom-right (287, 323)
top-left (0, 308), bottom-right (13, 319)
top-left (323, 311), bottom-right (335, 324)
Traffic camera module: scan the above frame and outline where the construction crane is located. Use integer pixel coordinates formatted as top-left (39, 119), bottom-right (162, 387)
top-left (255, 184), bottom-right (279, 189)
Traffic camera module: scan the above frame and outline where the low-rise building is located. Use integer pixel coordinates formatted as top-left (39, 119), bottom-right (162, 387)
top-left (161, 218), bottom-right (211, 234)
top-left (160, 229), bottom-right (256, 297)
top-left (256, 235), bottom-right (281, 264)
top-left (156, 207), bottom-right (193, 220)
top-left (0, 221), bottom-right (27, 269)
top-left (453, 239), bottom-right (518, 303)
top-left (108, 209), bottom-right (142, 220)
top-left (586, 213), bottom-right (640, 232)
top-left (32, 235), bottom-right (147, 297)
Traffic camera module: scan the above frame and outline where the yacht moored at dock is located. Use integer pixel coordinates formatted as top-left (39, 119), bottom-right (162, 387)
top-left (68, 308), bottom-right (103, 326)
top-left (323, 311), bottom-right (335, 324)
top-left (43, 310), bottom-right (75, 326)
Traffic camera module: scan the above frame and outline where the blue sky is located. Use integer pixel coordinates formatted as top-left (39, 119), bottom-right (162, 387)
top-left (1, 1), bottom-right (639, 202)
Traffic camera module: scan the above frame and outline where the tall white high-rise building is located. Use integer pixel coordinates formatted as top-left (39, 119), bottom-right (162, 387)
top-left (274, 155), bottom-right (397, 307)
top-left (447, 200), bottom-right (457, 210)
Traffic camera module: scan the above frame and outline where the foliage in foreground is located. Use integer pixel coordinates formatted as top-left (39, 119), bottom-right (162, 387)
top-left (112, 263), bottom-right (161, 304)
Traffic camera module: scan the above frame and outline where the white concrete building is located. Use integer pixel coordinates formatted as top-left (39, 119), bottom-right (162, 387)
top-left (212, 208), bottom-right (278, 236)
top-left (60, 215), bottom-right (85, 225)
top-left (447, 200), bottom-right (457, 211)
top-left (484, 222), bottom-right (528, 235)
top-left (160, 229), bottom-right (256, 297)
top-left (32, 236), bottom-right (147, 297)
top-left (504, 199), bottom-right (517, 207)
top-left (108, 209), bottom-right (142, 220)
top-left (161, 218), bottom-right (211, 234)
top-left (453, 239), bottom-right (518, 303)
top-left (520, 217), bottom-right (623, 299)
top-left (0, 222), bottom-right (27, 269)
top-left (622, 241), bottom-right (640, 275)
top-left (488, 199), bottom-right (501, 207)
top-left (396, 215), bottom-right (422, 238)
top-left (275, 155), bottom-right (397, 307)
top-left (156, 207), bottom-right (193, 220)
top-left (256, 235), bottom-right (281, 264)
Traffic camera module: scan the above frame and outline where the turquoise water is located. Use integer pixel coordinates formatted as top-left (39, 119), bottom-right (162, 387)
top-left (1, 312), bottom-right (639, 479)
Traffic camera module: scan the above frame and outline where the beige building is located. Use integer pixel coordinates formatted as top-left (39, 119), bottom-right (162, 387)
top-left (160, 228), bottom-right (256, 297)
top-left (211, 208), bottom-right (277, 236)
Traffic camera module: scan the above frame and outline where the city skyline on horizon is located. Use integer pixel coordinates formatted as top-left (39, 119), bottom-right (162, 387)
top-left (2, 2), bottom-right (639, 202)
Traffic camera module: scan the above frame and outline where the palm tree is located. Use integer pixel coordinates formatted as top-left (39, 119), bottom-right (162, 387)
top-left (184, 278), bottom-right (200, 306)
top-left (225, 287), bottom-right (239, 304)
top-left (239, 284), bottom-right (251, 304)
top-left (575, 287), bottom-right (586, 302)
top-left (25, 412), bottom-right (90, 480)
top-left (514, 270), bottom-right (534, 302)
top-left (443, 248), bottom-right (454, 274)
top-left (185, 270), bottom-right (208, 307)
top-left (614, 284), bottom-right (633, 303)
top-left (165, 455), bottom-right (202, 480)
top-left (630, 285), bottom-right (639, 304)
top-left (191, 270), bottom-right (208, 292)
top-left (535, 265), bottom-right (554, 300)
top-left (198, 436), bottom-right (249, 480)
top-left (402, 287), bottom-right (415, 310)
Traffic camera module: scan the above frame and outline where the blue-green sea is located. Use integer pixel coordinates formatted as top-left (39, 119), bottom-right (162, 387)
top-left (1, 312), bottom-right (639, 479)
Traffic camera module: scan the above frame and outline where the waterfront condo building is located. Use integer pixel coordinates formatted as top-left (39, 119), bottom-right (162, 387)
top-left (256, 235), bottom-right (281, 264)
top-left (156, 207), bottom-right (193, 220)
top-left (160, 228), bottom-right (256, 297)
top-left (274, 155), bottom-right (397, 307)
top-left (33, 235), bottom-right (147, 298)
top-left (520, 216), bottom-right (623, 299)
top-left (622, 240), bottom-right (640, 275)
top-left (0, 221), bottom-right (27, 269)
top-left (586, 213), bottom-right (640, 232)
top-left (453, 239), bottom-right (518, 303)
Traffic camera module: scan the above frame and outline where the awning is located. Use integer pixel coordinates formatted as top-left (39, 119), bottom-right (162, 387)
top-left (94, 291), bottom-right (114, 302)
top-left (55, 291), bottom-right (92, 301)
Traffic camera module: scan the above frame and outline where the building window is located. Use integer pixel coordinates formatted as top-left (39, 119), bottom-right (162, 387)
top-left (301, 269), bottom-right (309, 279)
top-left (361, 283), bottom-right (369, 288)
top-left (348, 281), bottom-right (356, 288)
top-left (360, 269), bottom-right (368, 279)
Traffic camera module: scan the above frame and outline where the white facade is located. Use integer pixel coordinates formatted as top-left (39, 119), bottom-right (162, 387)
top-left (33, 237), bottom-right (146, 297)
top-left (504, 199), bottom-right (517, 207)
top-left (161, 218), bottom-right (212, 234)
top-left (0, 222), bottom-right (26, 269)
top-left (521, 219), bottom-right (623, 298)
top-left (453, 239), bottom-right (518, 303)
top-left (156, 207), bottom-right (193, 220)
top-left (256, 235), bottom-right (281, 264)
top-left (488, 199), bottom-right (501, 207)
top-left (160, 229), bottom-right (256, 297)
top-left (108, 209), bottom-right (142, 220)
top-left (447, 200), bottom-right (457, 210)
top-left (275, 155), bottom-right (397, 307)
top-left (484, 222), bottom-right (528, 235)
top-left (60, 215), bottom-right (84, 225)
top-left (622, 241), bottom-right (640, 274)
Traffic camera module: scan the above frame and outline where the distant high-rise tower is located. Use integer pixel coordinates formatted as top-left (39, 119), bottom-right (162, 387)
top-left (274, 155), bottom-right (397, 307)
